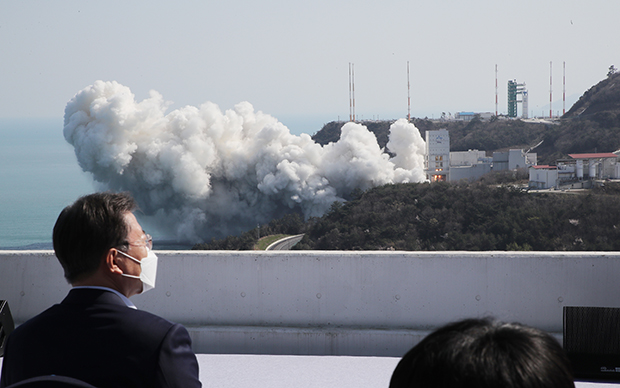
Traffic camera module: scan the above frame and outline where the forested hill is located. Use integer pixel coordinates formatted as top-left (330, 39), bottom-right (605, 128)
top-left (312, 72), bottom-right (620, 165)
top-left (293, 182), bottom-right (620, 251)
top-left (192, 72), bottom-right (620, 251)
top-left (193, 181), bottom-right (620, 251)
top-left (564, 70), bottom-right (620, 118)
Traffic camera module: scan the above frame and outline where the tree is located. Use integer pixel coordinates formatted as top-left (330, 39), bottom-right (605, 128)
top-left (608, 65), bottom-right (617, 78)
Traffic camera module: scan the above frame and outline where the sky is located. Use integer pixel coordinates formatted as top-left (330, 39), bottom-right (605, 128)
top-left (1, 0), bottom-right (618, 135)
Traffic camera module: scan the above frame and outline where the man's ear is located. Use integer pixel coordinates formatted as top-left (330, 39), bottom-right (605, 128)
top-left (105, 248), bottom-right (124, 275)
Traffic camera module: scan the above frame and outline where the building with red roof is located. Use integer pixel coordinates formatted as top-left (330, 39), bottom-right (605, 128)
top-left (529, 152), bottom-right (620, 189)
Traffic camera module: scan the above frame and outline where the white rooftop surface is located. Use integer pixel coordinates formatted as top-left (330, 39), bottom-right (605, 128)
top-left (4, 251), bottom-right (620, 387)
top-left (197, 354), bottom-right (398, 388)
top-left (1, 355), bottom-right (619, 388)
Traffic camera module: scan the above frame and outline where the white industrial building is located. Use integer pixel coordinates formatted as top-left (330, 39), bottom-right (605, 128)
top-left (450, 150), bottom-right (488, 166)
top-left (493, 149), bottom-right (537, 171)
top-left (424, 129), bottom-right (450, 182)
top-left (454, 112), bottom-right (494, 121)
top-left (425, 130), bottom-right (619, 190)
top-left (529, 165), bottom-right (558, 189)
top-left (528, 153), bottom-right (620, 190)
top-left (564, 153), bottom-right (620, 180)
top-left (448, 150), bottom-right (492, 182)
top-left (425, 130), bottom-right (534, 182)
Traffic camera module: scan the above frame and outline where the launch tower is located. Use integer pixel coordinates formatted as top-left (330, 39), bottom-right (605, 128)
top-left (507, 80), bottom-right (528, 118)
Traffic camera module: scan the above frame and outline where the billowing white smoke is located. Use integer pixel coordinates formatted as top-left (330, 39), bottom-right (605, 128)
top-left (64, 81), bottom-right (427, 241)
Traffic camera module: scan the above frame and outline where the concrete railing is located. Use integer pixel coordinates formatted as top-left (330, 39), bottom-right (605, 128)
top-left (1, 250), bottom-right (618, 356)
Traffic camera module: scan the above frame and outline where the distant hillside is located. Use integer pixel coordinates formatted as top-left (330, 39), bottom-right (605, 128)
top-left (564, 71), bottom-right (620, 119)
top-left (192, 72), bottom-right (620, 250)
top-left (312, 120), bottom-right (394, 149)
top-left (313, 118), bottom-right (559, 163)
top-left (312, 72), bottom-right (620, 165)
top-left (292, 182), bottom-right (620, 251)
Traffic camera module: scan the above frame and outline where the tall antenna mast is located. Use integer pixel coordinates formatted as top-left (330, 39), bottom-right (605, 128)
top-left (348, 63), bottom-right (353, 122)
top-left (407, 61), bottom-right (411, 121)
top-left (352, 63), bottom-right (356, 122)
top-left (563, 61), bottom-right (566, 116)
top-left (495, 64), bottom-right (498, 116)
top-left (549, 61), bottom-right (553, 118)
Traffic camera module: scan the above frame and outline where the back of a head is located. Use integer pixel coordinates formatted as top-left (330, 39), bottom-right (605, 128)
top-left (53, 192), bottom-right (136, 284)
top-left (390, 318), bottom-right (574, 388)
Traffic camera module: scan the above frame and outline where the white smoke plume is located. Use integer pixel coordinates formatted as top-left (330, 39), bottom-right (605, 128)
top-left (64, 81), bottom-right (427, 241)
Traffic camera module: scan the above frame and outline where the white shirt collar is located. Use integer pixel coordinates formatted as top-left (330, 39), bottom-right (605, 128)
top-left (72, 286), bottom-right (137, 309)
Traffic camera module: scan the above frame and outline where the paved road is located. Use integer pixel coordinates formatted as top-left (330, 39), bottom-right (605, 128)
top-left (265, 234), bottom-right (304, 250)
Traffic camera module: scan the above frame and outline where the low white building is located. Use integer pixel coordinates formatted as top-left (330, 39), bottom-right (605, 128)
top-left (454, 112), bottom-right (494, 121)
top-left (529, 165), bottom-right (558, 189)
top-left (450, 163), bottom-right (493, 182)
top-left (529, 153), bottom-right (620, 190)
top-left (449, 150), bottom-right (492, 182)
top-left (565, 153), bottom-right (620, 180)
top-left (450, 150), bottom-right (488, 166)
top-left (493, 149), bottom-right (537, 171)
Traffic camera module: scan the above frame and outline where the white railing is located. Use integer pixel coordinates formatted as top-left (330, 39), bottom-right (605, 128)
top-left (1, 250), bottom-right (618, 356)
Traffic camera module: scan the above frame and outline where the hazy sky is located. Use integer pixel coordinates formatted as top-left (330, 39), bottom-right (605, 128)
top-left (1, 0), bottom-right (618, 135)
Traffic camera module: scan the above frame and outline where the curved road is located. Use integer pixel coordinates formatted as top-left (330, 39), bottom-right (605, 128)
top-left (265, 234), bottom-right (304, 250)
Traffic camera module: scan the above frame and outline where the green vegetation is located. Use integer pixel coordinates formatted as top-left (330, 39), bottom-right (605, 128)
top-left (194, 181), bottom-right (620, 251)
top-left (292, 182), bottom-right (620, 251)
top-left (193, 72), bottom-right (620, 251)
top-left (193, 213), bottom-right (306, 250)
top-left (255, 234), bottom-right (288, 250)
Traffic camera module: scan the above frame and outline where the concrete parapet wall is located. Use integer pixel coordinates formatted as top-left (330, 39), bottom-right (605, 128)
top-left (1, 250), bottom-right (618, 356)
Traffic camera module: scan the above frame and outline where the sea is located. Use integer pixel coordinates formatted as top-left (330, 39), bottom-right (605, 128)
top-left (0, 118), bottom-right (95, 249)
top-left (0, 116), bottom-right (330, 250)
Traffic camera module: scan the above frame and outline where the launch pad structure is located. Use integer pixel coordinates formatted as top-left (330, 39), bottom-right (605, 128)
top-left (507, 80), bottom-right (528, 118)
top-left (502, 61), bottom-right (566, 119)
top-left (347, 62), bottom-right (566, 121)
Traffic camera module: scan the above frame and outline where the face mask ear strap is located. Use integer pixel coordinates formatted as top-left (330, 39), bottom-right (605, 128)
top-left (116, 250), bottom-right (141, 265)
top-left (121, 273), bottom-right (141, 279)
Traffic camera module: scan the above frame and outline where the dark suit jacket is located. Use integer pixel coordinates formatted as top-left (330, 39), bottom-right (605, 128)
top-left (0, 289), bottom-right (201, 388)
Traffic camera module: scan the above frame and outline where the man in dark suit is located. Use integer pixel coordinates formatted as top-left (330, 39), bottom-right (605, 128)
top-left (0, 192), bottom-right (202, 388)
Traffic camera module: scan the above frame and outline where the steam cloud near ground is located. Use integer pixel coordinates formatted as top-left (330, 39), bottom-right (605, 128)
top-left (64, 81), bottom-right (427, 241)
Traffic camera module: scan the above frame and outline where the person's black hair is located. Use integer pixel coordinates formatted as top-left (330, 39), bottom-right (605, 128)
top-left (390, 318), bottom-right (574, 388)
top-left (52, 192), bottom-right (137, 283)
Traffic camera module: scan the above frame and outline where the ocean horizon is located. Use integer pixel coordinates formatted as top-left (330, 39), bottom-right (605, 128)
top-left (0, 117), bottom-right (95, 249)
top-left (0, 115), bottom-right (330, 250)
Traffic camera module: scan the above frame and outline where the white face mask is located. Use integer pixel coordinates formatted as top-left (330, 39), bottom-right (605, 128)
top-left (117, 249), bottom-right (158, 293)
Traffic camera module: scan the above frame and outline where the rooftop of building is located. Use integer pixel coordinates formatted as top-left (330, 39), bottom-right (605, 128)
top-left (569, 153), bottom-right (619, 159)
top-left (0, 355), bottom-right (617, 387)
top-left (2, 250), bottom-right (620, 387)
